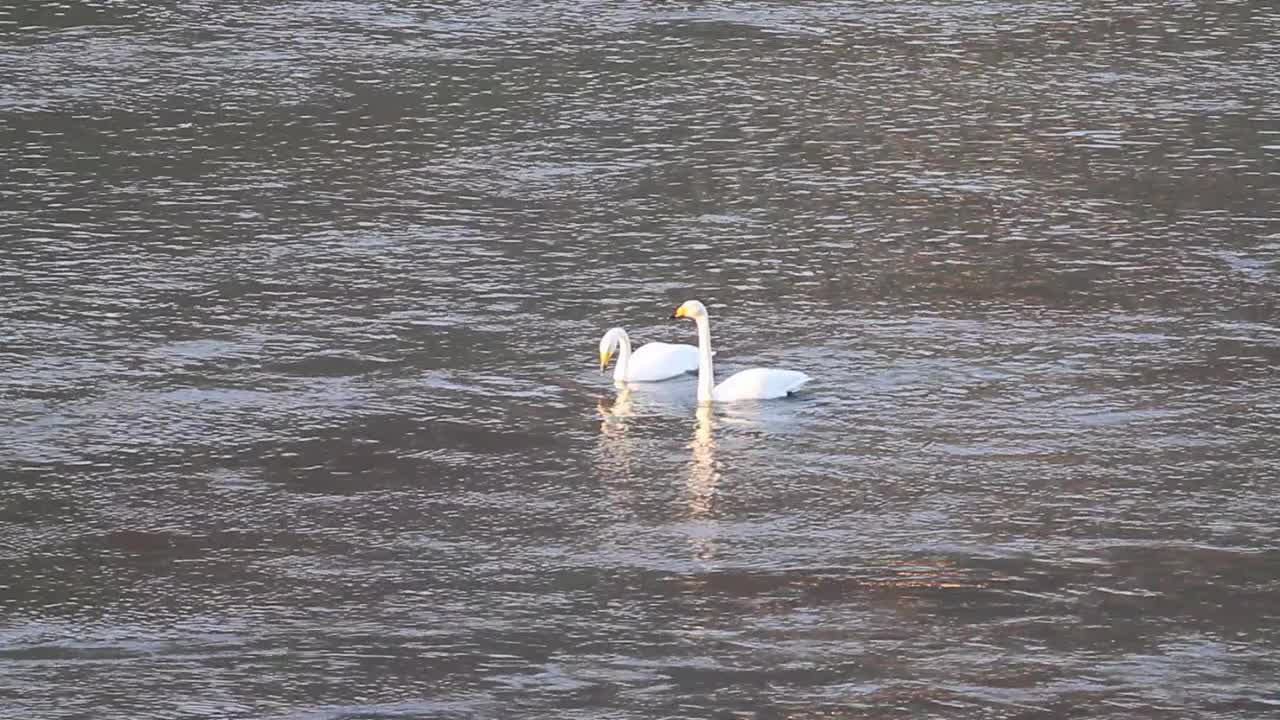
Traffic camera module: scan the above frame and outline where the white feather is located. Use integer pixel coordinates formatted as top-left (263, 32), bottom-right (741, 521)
top-left (710, 367), bottom-right (812, 402)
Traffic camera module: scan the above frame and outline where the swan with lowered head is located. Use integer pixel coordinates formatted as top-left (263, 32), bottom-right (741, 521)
top-left (670, 300), bottom-right (811, 403)
top-left (598, 327), bottom-right (700, 383)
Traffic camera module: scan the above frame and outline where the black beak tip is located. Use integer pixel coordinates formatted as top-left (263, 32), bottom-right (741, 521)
top-left (668, 312), bottom-right (679, 319)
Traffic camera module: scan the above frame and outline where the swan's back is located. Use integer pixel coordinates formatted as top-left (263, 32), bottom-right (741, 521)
top-left (712, 368), bottom-right (811, 402)
top-left (626, 341), bottom-right (700, 382)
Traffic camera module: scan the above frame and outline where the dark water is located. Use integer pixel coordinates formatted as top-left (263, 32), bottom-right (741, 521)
top-left (3, 1), bottom-right (1280, 717)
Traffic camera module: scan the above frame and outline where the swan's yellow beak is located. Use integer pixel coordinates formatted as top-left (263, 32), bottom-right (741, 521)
top-left (599, 350), bottom-right (612, 373)
top-left (671, 305), bottom-right (688, 319)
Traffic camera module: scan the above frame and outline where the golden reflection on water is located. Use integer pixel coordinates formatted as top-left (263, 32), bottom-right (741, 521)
top-left (686, 404), bottom-right (719, 518)
top-left (597, 387), bottom-right (635, 505)
top-left (598, 385), bottom-right (634, 427)
top-left (596, 391), bottom-right (722, 559)
top-left (685, 404), bottom-right (721, 562)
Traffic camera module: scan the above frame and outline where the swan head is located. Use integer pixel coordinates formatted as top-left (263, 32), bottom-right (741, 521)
top-left (670, 300), bottom-right (708, 320)
top-left (598, 327), bottom-right (627, 373)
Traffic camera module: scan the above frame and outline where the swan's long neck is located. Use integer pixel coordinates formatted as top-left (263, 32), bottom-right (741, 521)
top-left (694, 315), bottom-right (715, 403)
top-left (613, 331), bottom-right (633, 382)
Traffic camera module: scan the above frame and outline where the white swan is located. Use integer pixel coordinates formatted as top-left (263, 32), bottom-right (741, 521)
top-left (670, 300), bottom-right (811, 403)
top-left (598, 327), bottom-right (700, 383)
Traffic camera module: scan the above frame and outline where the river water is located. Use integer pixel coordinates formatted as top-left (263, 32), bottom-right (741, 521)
top-left (2, 1), bottom-right (1280, 718)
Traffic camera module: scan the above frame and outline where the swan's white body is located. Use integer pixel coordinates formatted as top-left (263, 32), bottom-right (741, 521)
top-left (672, 300), bottom-right (811, 403)
top-left (599, 327), bottom-right (700, 383)
top-left (704, 367), bottom-right (811, 403)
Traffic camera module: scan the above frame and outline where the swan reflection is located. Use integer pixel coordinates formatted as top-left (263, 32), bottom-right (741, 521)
top-left (686, 404), bottom-right (720, 517)
top-left (684, 405), bottom-right (722, 563)
top-left (596, 387), bottom-right (636, 506)
top-left (598, 385), bottom-right (635, 427)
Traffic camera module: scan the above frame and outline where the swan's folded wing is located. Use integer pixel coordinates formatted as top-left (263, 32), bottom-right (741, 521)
top-left (627, 342), bottom-right (701, 382)
top-left (712, 368), bottom-right (811, 401)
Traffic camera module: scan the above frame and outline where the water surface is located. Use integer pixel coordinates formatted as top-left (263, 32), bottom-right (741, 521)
top-left (2, 1), bottom-right (1280, 718)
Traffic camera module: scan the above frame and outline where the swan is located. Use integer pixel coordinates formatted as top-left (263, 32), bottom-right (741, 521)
top-left (598, 327), bottom-right (700, 383)
top-left (670, 300), bottom-right (811, 403)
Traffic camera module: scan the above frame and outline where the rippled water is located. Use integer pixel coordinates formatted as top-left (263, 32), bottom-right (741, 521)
top-left (3, 1), bottom-right (1280, 718)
